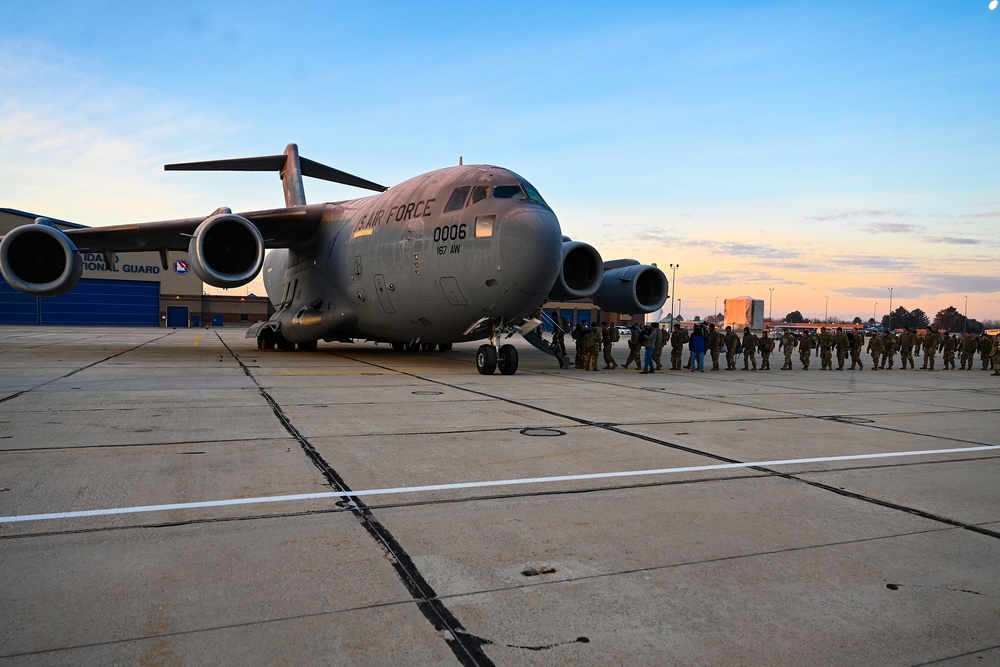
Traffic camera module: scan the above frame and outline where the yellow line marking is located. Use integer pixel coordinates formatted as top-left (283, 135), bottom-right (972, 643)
top-left (193, 333), bottom-right (202, 346)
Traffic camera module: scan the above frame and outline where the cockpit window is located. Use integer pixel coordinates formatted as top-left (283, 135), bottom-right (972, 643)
top-left (470, 185), bottom-right (489, 205)
top-left (444, 186), bottom-right (471, 213)
top-left (492, 185), bottom-right (524, 199)
top-left (518, 179), bottom-right (546, 205)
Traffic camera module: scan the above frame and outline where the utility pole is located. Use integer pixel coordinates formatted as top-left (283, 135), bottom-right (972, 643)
top-left (888, 287), bottom-right (893, 330)
top-left (824, 295), bottom-right (829, 322)
top-left (669, 264), bottom-right (679, 325)
top-left (768, 288), bottom-right (774, 325)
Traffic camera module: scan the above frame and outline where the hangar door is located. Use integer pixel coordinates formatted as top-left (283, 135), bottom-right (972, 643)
top-left (0, 278), bottom-right (160, 326)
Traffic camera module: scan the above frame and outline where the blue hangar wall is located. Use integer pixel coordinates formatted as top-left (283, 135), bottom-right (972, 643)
top-left (0, 278), bottom-right (161, 326)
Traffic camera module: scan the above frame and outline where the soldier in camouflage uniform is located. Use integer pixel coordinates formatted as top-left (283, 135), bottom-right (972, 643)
top-left (724, 326), bottom-right (739, 371)
top-left (670, 324), bottom-right (686, 370)
top-left (652, 325), bottom-right (665, 370)
top-left (602, 322), bottom-right (619, 369)
top-left (758, 330), bottom-right (774, 370)
top-left (552, 315), bottom-right (569, 359)
top-left (590, 322), bottom-right (604, 371)
top-left (940, 333), bottom-right (957, 370)
top-left (960, 332), bottom-right (978, 370)
top-left (706, 323), bottom-right (723, 371)
top-left (898, 326), bottom-right (916, 369)
top-left (834, 327), bottom-right (850, 370)
top-left (980, 333), bottom-right (993, 370)
top-left (921, 328), bottom-right (940, 370)
top-left (623, 325), bottom-right (642, 370)
top-left (798, 332), bottom-right (813, 369)
top-left (866, 332), bottom-right (883, 370)
top-left (780, 328), bottom-right (798, 370)
top-left (879, 330), bottom-right (897, 369)
top-left (572, 321), bottom-right (585, 368)
top-left (817, 327), bottom-right (835, 370)
top-left (741, 327), bottom-right (758, 370)
top-left (581, 322), bottom-right (599, 371)
top-left (849, 327), bottom-right (865, 370)
top-left (991, 334), bottom-right (1000, 376)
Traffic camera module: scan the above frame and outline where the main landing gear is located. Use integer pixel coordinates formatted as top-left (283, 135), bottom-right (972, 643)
top-left (476, 343), bottom-right (519, 375)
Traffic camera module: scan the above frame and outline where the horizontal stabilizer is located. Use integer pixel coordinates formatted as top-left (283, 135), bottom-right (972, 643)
top-left (165, 146), bottom-right (388, 193)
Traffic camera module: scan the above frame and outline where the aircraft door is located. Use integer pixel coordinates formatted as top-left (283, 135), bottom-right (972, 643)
top-left (374, 274), bottom-right (395, 313)
top-left (439, 277), bottom-right (467, 306)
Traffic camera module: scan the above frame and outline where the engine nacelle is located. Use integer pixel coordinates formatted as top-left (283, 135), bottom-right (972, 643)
top-left (592, 261), bottom-right (668, 314)
top-left (547, 240), bottom-right (604, 301)
top-left (188, 213), bottom-right (265, 288)
top-left (0, 221), bottom-right (83, 297)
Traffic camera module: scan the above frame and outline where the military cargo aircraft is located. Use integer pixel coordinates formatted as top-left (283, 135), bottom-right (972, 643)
top-left (0, 144), bottom-right (667, 374)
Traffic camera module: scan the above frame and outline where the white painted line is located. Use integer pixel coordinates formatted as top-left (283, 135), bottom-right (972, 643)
top-left (2, 444), bottom-right (998, 524)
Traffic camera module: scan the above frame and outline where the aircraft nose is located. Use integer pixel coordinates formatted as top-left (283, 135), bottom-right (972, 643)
top-left (498, 206), bottom-right (562, 297)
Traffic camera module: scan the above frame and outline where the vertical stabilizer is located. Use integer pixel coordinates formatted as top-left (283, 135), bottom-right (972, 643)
top-left (280, 144), bottom-right (307, 207)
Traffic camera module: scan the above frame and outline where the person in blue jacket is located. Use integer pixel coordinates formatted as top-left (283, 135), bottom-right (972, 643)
top-left (689, 324), bottom-right (706, 372)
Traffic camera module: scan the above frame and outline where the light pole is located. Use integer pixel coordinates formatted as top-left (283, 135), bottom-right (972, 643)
top-left (824, 295), bottom-right (829, 322)
top-left (888, 287), bottom-right (893, 330)
top-left (768, 288), bottom-right (774, 325)
top-left (669, 263), bottom-right (679, 324)
top-left (714, 295), bottom-right (718, 322)
top-left (678, 299), bottom-right (682, 322)
top-left (873, 301), bottom-right (877, 326)
top-left (964, 295), bottom-right (968, 333)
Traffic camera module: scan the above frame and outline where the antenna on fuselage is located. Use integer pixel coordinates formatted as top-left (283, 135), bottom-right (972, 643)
top-left (459, 156), bottom-right (463, 166)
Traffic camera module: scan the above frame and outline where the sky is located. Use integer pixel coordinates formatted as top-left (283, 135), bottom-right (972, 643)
top-left (1, 1), bottom-right (998, 323)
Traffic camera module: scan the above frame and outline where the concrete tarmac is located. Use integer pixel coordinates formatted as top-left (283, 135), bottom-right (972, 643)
top-left (1, 326), bottom-right (998, 666)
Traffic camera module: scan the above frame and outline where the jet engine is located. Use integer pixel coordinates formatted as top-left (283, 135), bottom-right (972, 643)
top-left (547, 239), bottom-right (604, 301)
top-left (188, 212), bottom-right (265, 288)
top-left (592, 260), bottom-right (668, 314)
top-left (0, 221), bottom-right (83, 297)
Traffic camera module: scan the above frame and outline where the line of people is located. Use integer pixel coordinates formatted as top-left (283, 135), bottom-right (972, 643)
top-left (553, 319), bottom-right (1000, 375)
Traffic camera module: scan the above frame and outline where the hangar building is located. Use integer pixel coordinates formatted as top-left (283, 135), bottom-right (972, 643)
top-left (1, 209), bottom-right (271, 327)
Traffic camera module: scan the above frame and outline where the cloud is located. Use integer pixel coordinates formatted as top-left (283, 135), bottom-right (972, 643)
top-left (0, 46), bottom-right (239, 223)
top-left (922, 236), bottom-right (980, 245)
top-left (806, 209), bottom-right (906, 222)
top-left (865, 222), bottom-right (923, 234)
top-left (834, 287), bottom-right (899, 299)
top-left (683, 271), bottom-right (805, 287)
top-left (921, 274), bottom-right (1000, 294)
top-left (826, 255), bottom-right (921, 271)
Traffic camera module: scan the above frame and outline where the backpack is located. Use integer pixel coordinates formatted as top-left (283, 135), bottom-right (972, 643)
top-left (611, 327), bottom-right (620, 342)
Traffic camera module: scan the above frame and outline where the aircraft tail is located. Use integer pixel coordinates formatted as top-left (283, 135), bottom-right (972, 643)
top-left (165, 144), bottom-right (388, 207)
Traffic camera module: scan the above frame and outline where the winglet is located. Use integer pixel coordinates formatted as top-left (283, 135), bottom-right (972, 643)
top-left (165, 144), bottom-right (388, 208)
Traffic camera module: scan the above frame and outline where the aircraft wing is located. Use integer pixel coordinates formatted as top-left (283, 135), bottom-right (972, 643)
top-left (61, 204), bottom-right (324, 254)
top-left (1, 203), bottom-right (326, 296)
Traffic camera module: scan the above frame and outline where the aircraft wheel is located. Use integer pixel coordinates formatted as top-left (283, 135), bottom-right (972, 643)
top-left (498, 344), bottom-right (519, 375)
top-left (421, 342), bottom-right (435, 352)
top-left (391, 341), bottom-right (405, 351)
top-left (277, 339), bottom-right (296, 352)
top-left (298, 340), bottom-right (318, 352)
top-left (439, 343), bottom-right (453, 352)
top-left (407, 342), bottom-right (420, 352)
top-left (476, 345), bottom-right (497, 375)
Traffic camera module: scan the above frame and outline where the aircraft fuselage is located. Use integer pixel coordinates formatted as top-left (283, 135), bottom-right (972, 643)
top-left (265, 165), bottom-right (563, 345)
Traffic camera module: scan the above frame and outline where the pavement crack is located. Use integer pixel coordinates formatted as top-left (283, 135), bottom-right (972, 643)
top-left (217, 333), bottom-right (496, 667)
